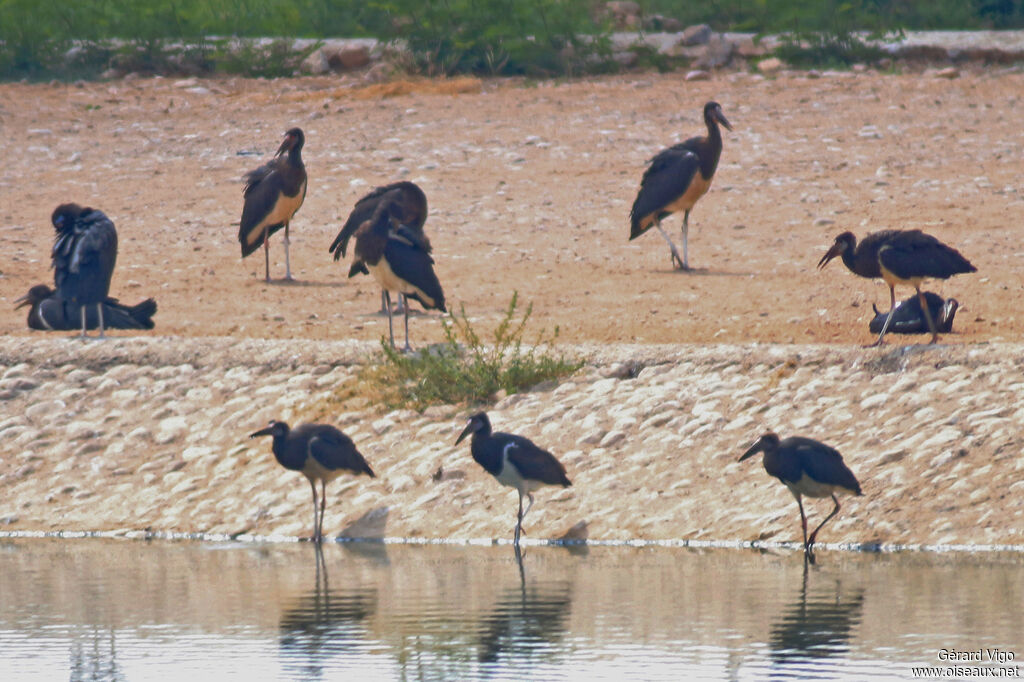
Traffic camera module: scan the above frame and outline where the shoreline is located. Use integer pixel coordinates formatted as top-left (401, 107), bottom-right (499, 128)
top-left (2, 337), bottom-right (1022, 549)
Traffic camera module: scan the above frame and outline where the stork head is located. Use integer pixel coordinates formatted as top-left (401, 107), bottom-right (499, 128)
top-left (275, 127), bottom-right (305, 157)
top-left (51, 203), bottom-right (86, 233)
top-left (704, 101), bottom-right (733, 132)
top-left (739, 431), bottom-right (780, 462)
top-left (817, 232), bottom-right (856, 270)
top-left (455, 412), bottom-right (492, 445)
top-left (15, 284), bottom-right (54, 309)
top-left (249, 420), bottom-right (290, 439)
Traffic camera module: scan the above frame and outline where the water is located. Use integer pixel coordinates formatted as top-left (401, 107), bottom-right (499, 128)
top-left (0, 539), bottom-right (1020, 681)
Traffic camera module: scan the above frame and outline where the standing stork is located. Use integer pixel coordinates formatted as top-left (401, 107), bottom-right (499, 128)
top-left (739, 432), bottom-right (862, 564)
top-left (455, 412), bottom-right (572, 547)
top-left (329, 181), bottom-right (428, 313)
top-left (818, 230), bottom-right (976, 346)
top-left (249, 420), bottom-right (375, 542)
top-left (50, 203), bottom-right (118, 338)
top-left (238, 127), bottom-right (307, 281)
top-left (350, 197), bottom-right (445, 351)
top-left (629, 101), bottom-right (732, 270)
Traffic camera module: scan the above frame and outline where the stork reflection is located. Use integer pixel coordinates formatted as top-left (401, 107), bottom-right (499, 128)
top-left (278, 545), bottom-right (378, 680)
top-left (768, 564), bottom-right (865, 673)
top-left (475, 546), bottom-right (573, 665)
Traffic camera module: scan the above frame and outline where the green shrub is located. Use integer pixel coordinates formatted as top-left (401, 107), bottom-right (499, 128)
top-left (358, 292), bottom-right (583, 411)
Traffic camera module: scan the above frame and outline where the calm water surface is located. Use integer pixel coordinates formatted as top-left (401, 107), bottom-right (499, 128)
top-left (0, 539), bottom-right (1020, 681)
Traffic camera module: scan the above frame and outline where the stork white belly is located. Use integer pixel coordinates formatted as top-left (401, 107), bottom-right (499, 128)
top-left (784, 473), bottom-right (837, 500)
top-left (495, 445), bottom-right (543, 495)
top-left (663, 173), bottom-right (712, 213)
top-left (246, 181), bottom-right (306, 246)
top-left (365, 258), bottom-right (439, 308)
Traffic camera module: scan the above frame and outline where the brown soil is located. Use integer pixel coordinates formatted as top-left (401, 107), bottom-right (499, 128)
top-left (2, 70), bottom-right (1023, 345)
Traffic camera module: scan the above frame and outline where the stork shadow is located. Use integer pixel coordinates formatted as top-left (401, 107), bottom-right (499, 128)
top-left (256, 278), bottom-right (349, 289)
top-left (278, 545), bottom-right (378, 678)
top-left (767, 562), bottom-right (865, 672)
top-left (656, 267), bottom-right (754, 277)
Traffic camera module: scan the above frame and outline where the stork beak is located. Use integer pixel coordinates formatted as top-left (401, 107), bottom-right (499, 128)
top-left (249, 425), bottom-right (275, 438)
top-left (14, 294), bottom-right (31, 309)
top-left (455, 421), bottom-right (474, 445)
top-left (739, 440), bottom-right (763, 462)
top-left (274, 134), bottom-right (293, 157)
top-left (817, 242), bottom-right (843, 270)
top-left (716, 108), bottom-right (733, 132)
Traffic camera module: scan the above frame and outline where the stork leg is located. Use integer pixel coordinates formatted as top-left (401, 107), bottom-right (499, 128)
top-left (283, 222), bottom-right (294, 281)
top-left (807, 494), bottom-right (842, 559)
top-left (80, 305), bottom-right (88, 339)
top-left (402, 297), bottom-right (412, 353)
top-left (96, 303), bottom-right (106, 339)
top-left (308, 478), bottom-right (321, 542)
top-left (262, 224), bottom-right (271, 282)
top-left (795, 496), bottom-right (813, 563)
top-left (319, 479), bottom-right (328, 541)
top-left (917, 286), bottom-right (940, 344)
top-left (654, 220), bottom-right (686, 270)
top-left (514, 490), bottom-right (524, 547)
top-left (681, 210), bottom-right (691, 270)
top-left (869, 285), bottom-right (898, 347)
top-left (379, 290), bottom-right (389, 315)
top-left (383, 290), bottom-right (396, 349)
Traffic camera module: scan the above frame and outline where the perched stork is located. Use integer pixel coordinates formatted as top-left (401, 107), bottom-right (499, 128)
top-left (249, 420), bottom-right (375, 542)
top-left (50, 203), bottom-right (118, 338)
top-left (455, 412), bottom-right (572, 547)
top-left (330, 181), bottom-right (429, 314)
top-left (630, 101), bottom-right (732, 270)
top-left (238, 128), bottom-right (307, 281)
top-left (740, 432), bottom-right (862, 564)
top-left (818, 230), bottom-right (975, 346)
top-left (350, 197), bottom-right (445, 351)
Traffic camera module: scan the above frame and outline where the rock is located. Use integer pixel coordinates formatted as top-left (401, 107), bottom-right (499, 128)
top-left (696, 35), bottom-right (735, 70)
top-left (605, 1), bottom-right (641, 29)
top-left (300, 48), bottom-right (330, 75)
top-left (933, 66), bottom-right (959, 79)
top-left (155, 416), bottom-right (188, 444)
top-left (327, 45), bottom-right (371, 70)
top-left (757, 57), bottom-right (784, 74)
top-left (680, 24), bottom-right (713, 47)
top-left (685, 70), bottom-right (711, 82)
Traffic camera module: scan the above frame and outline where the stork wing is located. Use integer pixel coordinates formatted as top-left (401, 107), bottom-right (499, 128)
top-left (503, 435), bottom-right (571, 487)
top-left (629, 147), bottom-right (699, 237)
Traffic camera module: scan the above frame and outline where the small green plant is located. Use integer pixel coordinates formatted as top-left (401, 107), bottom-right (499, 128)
top-left (359, 292), bottom-right (583, 410)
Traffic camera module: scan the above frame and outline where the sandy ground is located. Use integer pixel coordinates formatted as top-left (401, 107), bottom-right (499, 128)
top-left (1, 68), bottom-right (1023, 549)
top-left (2, 68), bottom-right (1023, 345)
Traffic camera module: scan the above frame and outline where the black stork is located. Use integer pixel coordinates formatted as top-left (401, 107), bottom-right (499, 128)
top-left (238, 127), bottom-right (307, 282)
top-left (629, 100), bottom-right (732, 270)
top-left (16, 284), bottom-right (156, 331)
top-left (455, 412), bottom-right (572, 547)
top-left (817, 230), bottom-right (976, 346)
top-left (869, 292), bottom-right (958, 337)
top-left (350, 197), bottom-right (445, 351)
top-left (50, 203), bottom-right (118, 338)
top-left (249, 420), bottom-right (375, 542)
top-left (329, 181), bottom-right (429, 314)
top-left (740, 432), bottom-right (862, 564)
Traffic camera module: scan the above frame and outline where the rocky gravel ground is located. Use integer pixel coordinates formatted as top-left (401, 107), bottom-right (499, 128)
top-left (1, 337), bottom-right (1021, 550)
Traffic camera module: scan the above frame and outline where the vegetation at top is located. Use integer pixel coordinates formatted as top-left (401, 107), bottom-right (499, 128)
top-left (354, 292), bottom-right (584, 411)
top-left (1, 0), bottom-right (1022, 79)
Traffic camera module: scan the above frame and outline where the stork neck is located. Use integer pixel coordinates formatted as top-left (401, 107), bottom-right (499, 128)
top-left (702, 121), bottom-right (723, 178)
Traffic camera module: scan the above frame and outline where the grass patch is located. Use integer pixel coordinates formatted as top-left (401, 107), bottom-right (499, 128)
top-left (358, 292), bottom-right (583, 411)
